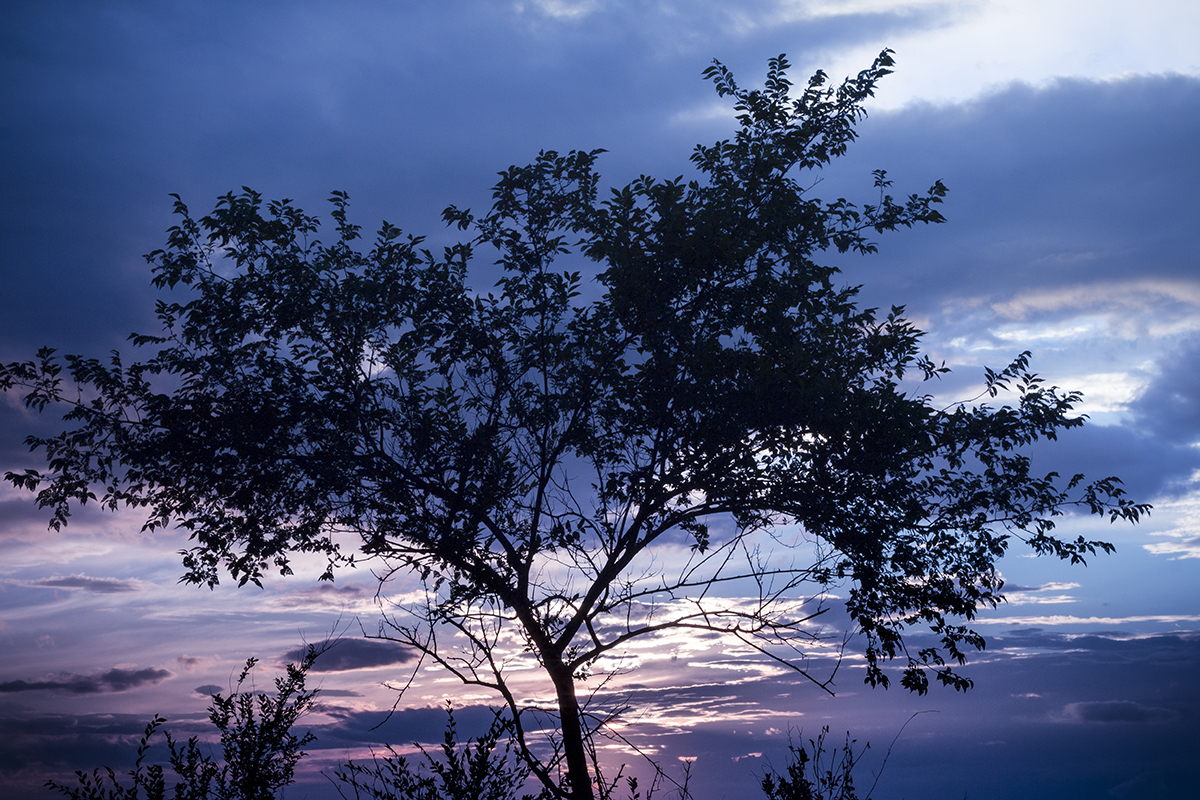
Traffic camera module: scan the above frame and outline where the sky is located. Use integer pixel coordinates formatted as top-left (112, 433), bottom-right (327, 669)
top-left (2, 1), bottom-right (1199, 798)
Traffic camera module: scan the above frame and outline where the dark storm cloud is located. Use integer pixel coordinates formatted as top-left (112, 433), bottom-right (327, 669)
top-left (0, 0), bottom-right (960, 363)
top-left (0, 666), bottom-right (172, 694)
top-left (807, 73), bottom-right (1200, 504)
top-left (1026, 421), bottom-right (1200, 502)
top-left (284, 639), bottom-right (415, 672)
top-left (0, 712), bottom-right (157, 773)
top-left (830, 73), bottom-right (1200, 313)
top-left (18, 574), bottom-right (146, 594)
top-left (1130, 334), bottom-right (1200, 444)
top-left (1006, 334), bottom-right (1200, 505)
top-left (1062, 700), bottom-right (1179, 724)
top-left (1040, 331), bottom-right (1200, 499)
top-left (2, 3), bottom-right (1193, 361)
top-left (312, 703), bottom-right (519, 750)
top-left (0, 709), bottom-right (211, 794)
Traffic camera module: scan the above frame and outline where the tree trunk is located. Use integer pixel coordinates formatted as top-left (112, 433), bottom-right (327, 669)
top-left (549, 661), bottom-right (594, 800)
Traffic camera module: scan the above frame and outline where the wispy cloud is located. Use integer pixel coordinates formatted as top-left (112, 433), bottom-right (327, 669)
top-left (1135, 493), bottom-right (1200, 559)
top-left (266, 581), bottom-right (375, 612)
top-left (521, 0), bottom-right (601, 20)
top-left (990, 279), bottom-right (1200, 321)
top-left (1001, 582), bottom-right (1080, 605)
top-left (974, 614), bottom-right (1200, 626)
top-left (1143, 535), bottom-right (1200, 560)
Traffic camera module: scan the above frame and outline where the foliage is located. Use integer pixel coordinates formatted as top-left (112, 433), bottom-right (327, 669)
top-left (43, 651), bottom-right (539, 800)
top-left (4, 50), bottom-right (1148, 799)
top-left (334, 705), bottom-right (543, 800)
top-left (760, 728), bottom-right (863, 800)
top-left (45, 649), bottom-right (318, 800)
top-left (45, 715), bottom-right (174, 800)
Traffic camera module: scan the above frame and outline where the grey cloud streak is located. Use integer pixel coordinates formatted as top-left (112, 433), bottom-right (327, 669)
top-left (1062, 700), bottom-right (1179, 724)
top-left (836, 73), bottom-right (1200, 312)
top-left (284, 639), bottom-right (416, 672)
top-left (1026, 422), bottom-right (1200, 503)
top-left (1131, 333), bottom-right (1200, 444)
top-left (16, 574), bottom-right (148, 594)
top-left (0, 667), bottom-right (173, 694)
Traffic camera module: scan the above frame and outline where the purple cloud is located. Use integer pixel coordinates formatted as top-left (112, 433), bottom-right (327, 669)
top-left (1062, 701), bottom-right (1179, 724)
top-left (0, 667), bottom-right (173, 694)
top-left (284, 639), bottom-right (416, 672)
top-left (19, 574), bottom-right (147, 594)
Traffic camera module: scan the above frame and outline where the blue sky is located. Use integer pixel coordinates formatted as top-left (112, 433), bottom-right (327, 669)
top-left (2, 2), bottom-right (1199, 798)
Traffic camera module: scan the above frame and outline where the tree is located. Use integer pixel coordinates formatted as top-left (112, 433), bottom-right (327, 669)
top-left (45, 647), bottom-right (536, 800)
top-left (334, 705), bottom-right (540, 800)
top-left (46, 649), bottom-right (319, 800)
top-left (759, 728), bottom-right (864, 800)
top-left (2, 51), bottom-right (1146, 800)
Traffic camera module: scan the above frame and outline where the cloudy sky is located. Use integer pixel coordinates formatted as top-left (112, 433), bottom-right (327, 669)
top-left (2, 1), bottom-right (1198, 798)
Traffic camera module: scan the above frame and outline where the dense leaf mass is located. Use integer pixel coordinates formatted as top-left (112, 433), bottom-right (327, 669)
top-left (2, 52), bottom-right (1146, 799)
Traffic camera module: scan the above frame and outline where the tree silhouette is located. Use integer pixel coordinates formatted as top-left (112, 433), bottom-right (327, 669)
top-left (3, 51), bottom-right (1147, 799)
top-left (334, 705), bottom-right (539, 800)
top-left (46, 650), bottom-right (318, 800)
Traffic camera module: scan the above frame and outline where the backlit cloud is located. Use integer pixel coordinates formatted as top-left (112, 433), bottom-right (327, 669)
top-left (1136, 495), bottom-right (1200, 559)
top-left (1001, 582), bottom-right (1080, 605)
top-left (1143, 535), bottom-right (1200, 560)
top-left (990, 279), bottom-right (1200, 322)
